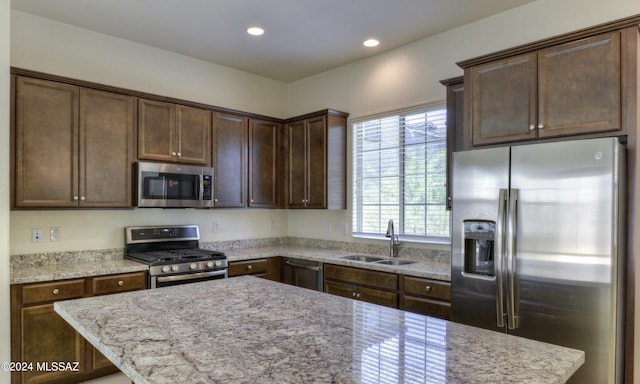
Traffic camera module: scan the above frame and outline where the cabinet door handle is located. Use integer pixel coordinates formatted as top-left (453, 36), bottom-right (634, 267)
top-left (80, 196), bottom-right (86, 201)
top-left (52, 288), bottom-right (60, 295)
top-left (172, 151), bottom-right (177, 156)
top-left (537, 124), bottom-right (544, 129)
top-left (73, 196), bottom-right (79, 201)
top-left (529, 125), bottom-right (535, 131)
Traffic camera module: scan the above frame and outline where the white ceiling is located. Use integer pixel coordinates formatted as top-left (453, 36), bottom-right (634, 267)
top-left (11, 0), bottom-right (536, 83)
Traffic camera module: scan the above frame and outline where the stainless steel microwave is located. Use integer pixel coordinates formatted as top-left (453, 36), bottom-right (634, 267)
top-left (136, 162), bottom-right (214, 208)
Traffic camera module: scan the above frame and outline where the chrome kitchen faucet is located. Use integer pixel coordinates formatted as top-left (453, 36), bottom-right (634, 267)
top-left (385, 219), bottom-right (400, 258)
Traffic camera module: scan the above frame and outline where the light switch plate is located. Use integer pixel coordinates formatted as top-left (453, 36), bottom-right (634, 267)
top-left (50, 227), bottom-right (61, 242)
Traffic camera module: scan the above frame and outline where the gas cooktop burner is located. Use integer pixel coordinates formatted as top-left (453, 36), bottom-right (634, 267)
top-left (127, 249), bottom-right (226, 265)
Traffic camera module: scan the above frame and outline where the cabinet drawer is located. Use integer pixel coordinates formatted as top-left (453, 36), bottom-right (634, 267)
top-left (22, 279), bottom-right (86, 305)
top-left (229, 259), bottom-right (268, 277)
top-left (402, 295), bottom-right (451, 320)
top-left (324, 264), bottom-right (398, 290)
top-left (403, 276), bottom-right (450, 301)
top-left (92, 272), bottom-right (147, 296)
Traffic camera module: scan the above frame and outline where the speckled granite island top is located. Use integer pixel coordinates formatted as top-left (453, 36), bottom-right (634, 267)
top-left (55, 276), bottom-right (583, 384)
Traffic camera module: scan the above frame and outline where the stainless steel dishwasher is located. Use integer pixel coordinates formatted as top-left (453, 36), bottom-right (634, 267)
top-left (282, 258), bottom-right (323, 291)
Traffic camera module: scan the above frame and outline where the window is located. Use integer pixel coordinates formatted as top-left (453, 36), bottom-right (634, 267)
top-left (352, 103), bottom-right (450, 241)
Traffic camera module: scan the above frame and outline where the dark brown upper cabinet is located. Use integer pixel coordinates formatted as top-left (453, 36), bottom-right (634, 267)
top-left (13, 76), bottom-right (135, 208)
top-left (212, 112), bottom-right (248, 208)
top-left (462, 29), bottom-right (634, 147)
top-left (138, 98), bottom-right (211, 165)
top-left (285, 110), bottom-right (348, 210)
top-left (248, 119), bottom-right (281, 208)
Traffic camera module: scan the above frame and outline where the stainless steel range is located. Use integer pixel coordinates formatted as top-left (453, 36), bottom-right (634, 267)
top-left (125, 225), bottom-right (227, 288)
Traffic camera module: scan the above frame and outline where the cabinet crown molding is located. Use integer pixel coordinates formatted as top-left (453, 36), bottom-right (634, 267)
top-left (457, 14), bottom-right (640, 69)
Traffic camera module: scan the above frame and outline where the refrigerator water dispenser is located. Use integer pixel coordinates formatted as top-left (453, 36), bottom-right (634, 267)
top-left (463, 220), bottom-right (495, 277)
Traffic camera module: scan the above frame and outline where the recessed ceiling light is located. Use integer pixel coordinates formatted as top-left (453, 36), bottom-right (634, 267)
top-left (363, 39), bottom-right (379, 48)
top-left (247, 27), bottom-right (265, 36)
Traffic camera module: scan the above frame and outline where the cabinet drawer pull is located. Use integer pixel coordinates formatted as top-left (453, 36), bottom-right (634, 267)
top-left (52, 288), bottom-right (60, 295)
top-left (425, 285), bottom-right (432, 292)
top-left (352, 292), bottom-right (357, 297)
top-left (247, 265), bottom-right (252, 270)
top-left (118, 280), bottom-right (124, 286)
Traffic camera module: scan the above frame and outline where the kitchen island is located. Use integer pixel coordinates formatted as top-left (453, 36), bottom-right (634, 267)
top-left (55, 276), bottom-right (584, 384)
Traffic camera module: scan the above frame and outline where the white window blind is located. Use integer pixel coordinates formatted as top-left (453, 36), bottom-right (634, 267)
top-left (352, 103), bottom-right (450, 241)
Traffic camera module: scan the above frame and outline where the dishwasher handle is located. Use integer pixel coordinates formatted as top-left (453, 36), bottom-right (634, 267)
top-left (284, 259), bottom-right (322, 272)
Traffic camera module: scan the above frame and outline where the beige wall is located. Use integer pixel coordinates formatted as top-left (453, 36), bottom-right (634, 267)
top-left (1, 0), bottom-right (10, 381)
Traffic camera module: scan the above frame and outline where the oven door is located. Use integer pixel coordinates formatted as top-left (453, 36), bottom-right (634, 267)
top-left (151, 269), bottom-right (227, 288)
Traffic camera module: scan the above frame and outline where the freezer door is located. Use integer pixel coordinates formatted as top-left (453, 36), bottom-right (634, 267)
top-left (451, 146), bottom-right (509, 332)
top-left (509, 138), bottom-right (624, 384)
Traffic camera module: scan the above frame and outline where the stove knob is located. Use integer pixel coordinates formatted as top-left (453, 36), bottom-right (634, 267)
top-left (206, 261), bottom-right (215, 268)
top-left (171, 265), bottom-right (180, 272)
top-left (189, 263), bottom-right (198, 270)
top-left (214, 260), bottom-right (222, 267)
top-left (161, 266), bottom-right (170, 273)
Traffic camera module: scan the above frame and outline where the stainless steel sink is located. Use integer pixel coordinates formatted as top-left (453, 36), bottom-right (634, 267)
top-left (339, 255), bottom-right (385, 262)
top-left (373, 259), bottom-right (416, 265)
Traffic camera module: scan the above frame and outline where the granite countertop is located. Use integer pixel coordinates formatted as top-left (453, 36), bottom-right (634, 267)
top-left (11, 252), bottom-right (148, 284)
top-left (11, 243), bottom-right (450, 285)
top-left (55, 276), bottom-right (584, 384)
top-left (223, 245), bottom-right (451, 281)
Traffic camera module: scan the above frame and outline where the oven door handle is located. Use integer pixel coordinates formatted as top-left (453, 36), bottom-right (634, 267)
top-left (285, 260), bottom-right (322, 272)
top-left (156, 269), bottom-right (227, 284)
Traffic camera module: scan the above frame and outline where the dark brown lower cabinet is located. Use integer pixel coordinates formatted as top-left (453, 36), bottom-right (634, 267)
top-left (323, 264), bottom-right (451, 318)
top-left (400, 275), bottom-right (451, 320)
top-left (10, 272), bottom-right (147, 384)
top-left (228, 257), bottom-right (282, 282)
top-left (323, 264), bottom-right (399, 309)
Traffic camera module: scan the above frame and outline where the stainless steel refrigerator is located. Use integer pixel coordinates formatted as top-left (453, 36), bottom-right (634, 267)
top-left (451, 137), bottom-right (625, 384)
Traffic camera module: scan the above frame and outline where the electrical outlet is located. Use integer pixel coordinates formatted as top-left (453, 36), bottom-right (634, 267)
top-left (324, 222), bottom-right (332, 233)
top-left (269, 219), bottom-right (277, 232)
top-left (212, 221), bottom-right (220, 233)
top-left (31, 228), bottom-right (43, 243)
top-left (50, 227), bottom-right (62, 242)
top-left (340, 222), bottom-right (349, 234)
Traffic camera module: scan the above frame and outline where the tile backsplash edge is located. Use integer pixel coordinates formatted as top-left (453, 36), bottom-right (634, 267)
top-left (11, 237), bottom-right (451, 268)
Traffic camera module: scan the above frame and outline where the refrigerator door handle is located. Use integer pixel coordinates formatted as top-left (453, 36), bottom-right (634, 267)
top-left (506, 188), bottom-right (519, 330)
top-left (495, 188), bottom-right (508, 328)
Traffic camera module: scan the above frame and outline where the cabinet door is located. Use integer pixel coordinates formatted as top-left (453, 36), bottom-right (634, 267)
top-left (248, 119), bottom-right (280, 208)
top-left (137, 98), bottom-right (176, 162)
top-left (80, 89), bottom-right (135, 207)
top-left (469, 52), bottom-right (537, 146)
top-left (20, 304), bottom-right (86, 384)
top-left (176, 105), bottom-right (211, 165)
top-left (360, 286), bottom-right (399, 308)
top-left (286, 120), bottom-right (307, 208)
top-left (445, 79), bottom-right (464, 209)
top-left (538, 31), bottom-right (621, 138)
top-left (212, 112), bottom-right (247, 207)
top-left (324, 280), bottom-right (358, 300)
top-left (306, 116), bottom-right (327, 208)
top-left (14, 77), bottom-right (79, 207)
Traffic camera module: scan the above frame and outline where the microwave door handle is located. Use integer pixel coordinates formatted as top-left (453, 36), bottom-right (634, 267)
top-left (199, 174), bottom-right (204, 203)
